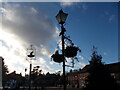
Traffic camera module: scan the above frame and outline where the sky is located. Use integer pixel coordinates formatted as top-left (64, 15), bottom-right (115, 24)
top-left (0, 2), bottom-right (119, 75)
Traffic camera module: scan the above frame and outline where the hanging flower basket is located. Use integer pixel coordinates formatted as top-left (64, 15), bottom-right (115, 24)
top-left (51, 50), bottom-right (64, 63)
top-left (65, 46), bottom-right (79, 58)
top-left (51, 54), bottom-right (64, 63)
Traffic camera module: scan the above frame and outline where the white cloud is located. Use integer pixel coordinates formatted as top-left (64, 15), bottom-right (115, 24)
top-left (77, 62), bottom-right (86, 67)
top-left (78, 3), bottom-right (88, 11)
top-left (49, 61), bottom-right (55, 65)
top-left (60, 2), bottom-right (88, 13)
top-left (0, 31), bottom-right (28, 74)
top-left (38, 57), bottom-right (46, 64)
top-left (60, 0), bottom-right (119, 7)
top-left (0, 3), bottom-right (58, 74)
top-left (103, 52), bottom-right (107, 56)
top-left (79, 55), bottom-right (84, 60)
top-left (60, 2), bottom-right (75, 7)
top-left (104, 11), bottom-right (116, 23)
top-left (109, 15), bottom-right (115, 22)
top-left (33, 57), bottom-right (55, 73)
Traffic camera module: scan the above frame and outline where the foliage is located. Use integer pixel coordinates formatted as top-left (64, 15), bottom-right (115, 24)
top-left (83, 47), bottom-right (119, 90)
top-left (1, 57), bottom-right (9, 86)
top-left (1, 57), bottom-right (9, 75)
top-left (31, 66), bottom-right (61, 87)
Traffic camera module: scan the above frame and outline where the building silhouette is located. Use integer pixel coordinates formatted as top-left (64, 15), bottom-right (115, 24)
top-left (67, 62), bottom-right (120, 88)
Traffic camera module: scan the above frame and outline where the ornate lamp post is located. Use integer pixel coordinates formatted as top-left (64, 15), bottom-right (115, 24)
top-left (56, 9), bottom-right (68, 90)
top-left (52, 9), bottom-right (80, 90)
top-left (27, 45), bottom-right (36, 90)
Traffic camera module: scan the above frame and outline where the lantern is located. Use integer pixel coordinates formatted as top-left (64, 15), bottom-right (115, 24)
top-left (56, 9), bottom-right (68, 24)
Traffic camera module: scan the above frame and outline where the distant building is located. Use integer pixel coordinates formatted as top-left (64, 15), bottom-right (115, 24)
top-left (5, 71), bottom-right (24, 89)
top-left (106, 62), bottom-right (120, 86)
top-left (67, 62), bottom-right (120, 88)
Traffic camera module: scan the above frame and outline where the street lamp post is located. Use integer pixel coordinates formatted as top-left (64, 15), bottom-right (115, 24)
top-left (56, 9), bottom-right (68, 90)
top-left (29, 63), bottom-right (32, 90)
top-left (27, 45), bottom-right (36, 90)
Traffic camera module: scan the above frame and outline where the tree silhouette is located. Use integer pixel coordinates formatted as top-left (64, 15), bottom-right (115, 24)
top-left (31, 66), bottom-right (43, 87)
top-left (83, 46), bottom-right (119, 90)
top-left (1, 57), bottom-right (9, 87)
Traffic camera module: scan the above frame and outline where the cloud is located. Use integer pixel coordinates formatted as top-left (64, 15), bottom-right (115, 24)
top-left (104, 11), bottom-right (116, 23)
top-left (38, 57), bottom-right (46, 64)
top-left (77, 62), bottom-right (86, 67)
top-left (109, 15), bottom-right (115, 22)
top-left (60, 2), bottom-right (88, 12)
top-left (103, 52), bottom-right (107, 56)
top-left (2, 4), bottom-right (57, 46)
top-left (49, 61), bottom-right (56, 65)
top-left (79, 55), bottom-right (84, 60)
top-left (0, 31), bottom-right (28, 74)
top-left (33, 57), bottom-right (54, 74)
top-left (0, 3), bottom-right (58, 74)
top-left (78, 3), bottom-right (88, 11)
top-left (60, 2), bottom-right (76, 7)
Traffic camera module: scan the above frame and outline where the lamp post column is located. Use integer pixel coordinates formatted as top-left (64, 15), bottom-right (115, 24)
top-left (61, 24), bottom-right (66, 90)
top-left (27, 45), bottom-right (36, 90)
top-left (29, 63), bottom-right (32, 90)
top-left (55, 9), bottom-right (68, 90)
